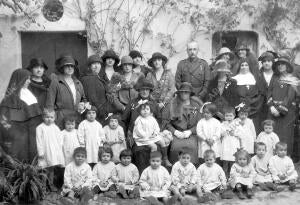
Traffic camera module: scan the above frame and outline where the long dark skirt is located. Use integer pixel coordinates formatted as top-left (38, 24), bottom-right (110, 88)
top-left (169, 134), bottom-right (199, 165)
top-left (27, 115), bottom-right (43, 162)
top-left (269, 105), bottom-right (296, 156)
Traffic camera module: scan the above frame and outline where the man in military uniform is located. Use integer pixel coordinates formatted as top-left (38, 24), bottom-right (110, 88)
top-left (175, 41), bottom-right (211, 100)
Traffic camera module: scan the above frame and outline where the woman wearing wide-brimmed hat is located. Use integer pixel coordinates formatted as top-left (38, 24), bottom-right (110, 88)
top-left (258, 51), bottom-right (279, 121)
top-left (121, 78), bottom-right (160, 172)
top-left (0, 69), bottom-right (43, 162)
top-left (161, 82), bottom-right (203, 165)
top-left (107, 56), bottom-right (144, 112)
top-left (99, 49), bottom-right (120, 84)
top-left (206, 59), bottom-right (239, 120)
top-left (210, 47), bottom-right (235, 78)
top-left (231, 43), bottom-right (259, 76)
top-left (81, 54), bottom-right (109, 124)
top-left (129, 50), bottom-right (151, 76)
top-left (267, 56), bottom-right (298, 155)
top-left (146, 52), bottom-right (175, 112)
top-left (46, 55), bottom-right (86, 128)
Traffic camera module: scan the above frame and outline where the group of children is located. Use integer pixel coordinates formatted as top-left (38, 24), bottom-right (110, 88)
top-left (35, 99), bottom-right (298, 203)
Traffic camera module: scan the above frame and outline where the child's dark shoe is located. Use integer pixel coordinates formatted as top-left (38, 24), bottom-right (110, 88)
top-left (265, 182), bottom-right (284, 192)
top-left (289, 182), bottom-right (296, 191)
top-left (197, 194), bottom-right (210, 203)
top-left (236, 189), bottom-right (246, 199)
top-left (118, 186), bottom-right (128, 198)
top-left (103, 190), bottom-right (117, 198)
top-left (246, 188), bottom-right (254, 198)
top-left (166, 195), bottom-right (179, 205)
top-left (220, 189), bottom-right (235, 199)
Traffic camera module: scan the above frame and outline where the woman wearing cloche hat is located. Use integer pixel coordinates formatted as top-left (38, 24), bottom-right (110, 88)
top-left (46, 55), bottom-right (86, 128)
top-left (99, 49), bottom-right (120, 84)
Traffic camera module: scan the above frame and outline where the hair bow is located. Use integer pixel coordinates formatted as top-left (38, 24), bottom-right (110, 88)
top-left (200, 102), bottom-right (211, 113)
top-left (85, 102), bottom-right (92, 110)
top-left (235, 102), bottom-right (245, 112)
top-left (135, 99), bottom-right (149, 109)
top-left (105, 113), bottom-right (113, 120)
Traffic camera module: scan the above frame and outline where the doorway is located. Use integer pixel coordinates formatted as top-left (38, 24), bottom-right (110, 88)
top-left (21, 31), bottom-right (88, 75)
top-left (212, 31), bottom-right (259, 58)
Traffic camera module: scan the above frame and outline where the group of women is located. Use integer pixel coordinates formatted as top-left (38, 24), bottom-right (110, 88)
top-left (0, 46), bottom-right (298, 171)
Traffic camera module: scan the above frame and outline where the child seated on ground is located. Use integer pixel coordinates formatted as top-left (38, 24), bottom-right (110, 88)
top-left (251, 142), bottom-right (281, 191)
top-left (269, 142), bottom-right (298, 191)
top-left (196, 150), bottom-right (227, 202)
top-left (229, 149), bottom-right (255, 199)
top-left (256, 120), bottom-right (279, 160)
top-left (78, 105), bottom-right (105, 167)
top-left (139, 151), bottom-right (171, 204)
top-left (220, 106), bottom-right (241, 177)
top-left (62, 147), bottom-right (93, 201)
top-left (103, 113), bottom-right (126, 163)
top-left (133, 102), bottom-right (172, 166)
top-left (92, 146), bottom-right (116, 199)
top-left (111, 149), bottom-right (140, 199)
top-left (170, 149), bottom-right (197, 201)
top-left (234, 104), bottom-right (256, 156)
top-left (62, 114), bottom-right (80, 165)
top-left (197, 103), bottom-right (221, 164)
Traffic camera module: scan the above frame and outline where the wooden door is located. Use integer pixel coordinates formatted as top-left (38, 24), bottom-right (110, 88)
top-left (21, 32), bottom-right (88, 76)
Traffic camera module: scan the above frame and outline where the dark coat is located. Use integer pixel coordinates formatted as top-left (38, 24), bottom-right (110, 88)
top-left (29, 75), bottom-right (51, 109)
top-left (175, 57), bottom-right (211, 99)
top-left (206, 76), bottom-right (240, 118)
top-left (80, 72), bottom-right (108, 124)
top-left (46, 74), bottom-right (86, 128)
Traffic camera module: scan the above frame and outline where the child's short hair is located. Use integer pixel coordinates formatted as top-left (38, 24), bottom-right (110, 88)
top-left (150, 151), bottom-right (162, 159)
top-left (63, 114), bottom-right (77, 125)
top-left (275, 142), bottom-right (287, 150)
top-left (139, 102), bottom-right (152, 114)
top-left (43, 108), bottom-right (55, 116)
top-left (262, 119), bottom-right (274, 128)
top-left (234, 149), bottom-right (251, 164)
top-left (106, 113), bottom-right (121, 122)
top-left (203, 149), bottom-right (216, 159)
top-left (119, 149), bottom-right (133, 160)
top-left (73, 147), bottom-right (87, 158)
top-left (203, 103), bottom-right (217, 115)
top-left (98, 146), bottom-right (113, 159)
top-left (178, 148), bottom-right (192, 157)
top-left (255, 142), bottom-right (267, 151)
top-left (223, 106), bottom-right (235, 115)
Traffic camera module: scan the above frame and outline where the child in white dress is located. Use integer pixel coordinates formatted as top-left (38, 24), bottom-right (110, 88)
top-left (78, 106), bottom-right (105, 166)
top-left (139, 151), bottom-right (171, 204)
top-left (112, 149), bottom-right (140, 199)
top-left (251, 142), bottom-right (280, 191)
top-left (36, 108), bottom-right (65, 189)
top-left (220, 106), bottom-right (241, 176)
top-left (62, 147), bottom-right (93, 200)
top-left (103, 113), bottom-right (126, 163)
top-left (256, 120), bottom-right (279, 160)
top-left (196, 150), bottom-right (227, 199)
top-left (269, 142), bottom-right (298, 191)
top-left (170, 149), bottom-right (197, 201)
top-left (92, 146), bottom-right (117, 199)
top-left (229, 149), bottom-right (256, 199)
top-left (62, 114), bottom-right (80, 165)
top-left (197, 103), bottom-right (221, 163)
top-left (234, 104), bottom-right (256, 155)
top-left (133, 102), bottom-right (171, 166)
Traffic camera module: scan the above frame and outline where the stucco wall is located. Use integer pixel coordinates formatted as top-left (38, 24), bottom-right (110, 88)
top-left (1, 0), bottom-right (300, 97)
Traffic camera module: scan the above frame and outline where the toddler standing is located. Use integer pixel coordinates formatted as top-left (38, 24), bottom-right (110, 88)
top-left (62, 147), bottom-right (93, 200)
top-left (133, 102), bottom-right (171, 166)
top-left (36, 108), bottom-right (65, 189)
top-left (103, 113), bottom-right (127, 163)
top-left (256, 120), bottom-right (279, 160)
top-left (62, 114), bottom-right (80, 165)
top-left (234, 104), bottom-right (256, 155)
top-left (112, 149), bottom-right (140, 199)
top-left (197, 103), bottom-right (221, 163)
top-left (220, 106), bottom-right (241, 176)
top-left (78, 106), bottom-right (105, 166)
top-left (170, 149), bottom-right (197, 201)
top-left (229, 149), bottom-right (256, 199)
top-left (269, 142), bottom-right (298, 191)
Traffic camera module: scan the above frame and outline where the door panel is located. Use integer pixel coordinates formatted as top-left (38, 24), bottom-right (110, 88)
top-left (21, 32), bottom-right (87, 76)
